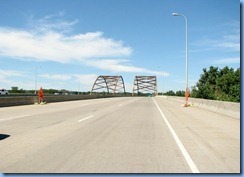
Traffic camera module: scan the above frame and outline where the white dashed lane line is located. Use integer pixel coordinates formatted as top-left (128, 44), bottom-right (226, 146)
top-left (78, 115), bottom-right (94, 122)
top-left (0, 115), bottom-right (30, 122)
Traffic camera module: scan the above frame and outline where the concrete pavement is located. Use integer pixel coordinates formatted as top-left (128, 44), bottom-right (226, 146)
top-left (0, 97), bottom-right (240, 173)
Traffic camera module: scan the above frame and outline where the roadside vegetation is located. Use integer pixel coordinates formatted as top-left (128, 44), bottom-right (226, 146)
top-left (4, 66), bottom-right (240, 102)
top-left (7, 87), bottom-right (91, 95)
top-left (191, 66), bottom-right (240, 102)
top-left (163, 66), bottom-right (240, 103)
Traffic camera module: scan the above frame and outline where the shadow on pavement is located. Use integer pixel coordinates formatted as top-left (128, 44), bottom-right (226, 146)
top-left (0, 134), bottom-right (10, 140)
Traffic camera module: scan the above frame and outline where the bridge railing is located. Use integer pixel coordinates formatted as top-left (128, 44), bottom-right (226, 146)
top-left (158, 95), bottom-right (240, 119)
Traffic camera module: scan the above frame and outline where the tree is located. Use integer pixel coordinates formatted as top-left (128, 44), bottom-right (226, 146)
top-left (11, 86), bottom-right (19, 92)
top-left (164, 90), bottom-right (175, 96)
top-left (175, 90), bottom-right (185, 97)
top-left (215, 67), bottom-right (240, 102)
top-left (191, 66), bottom-right (240, 102)
top-left (193, 66), bottom-right (219, 99)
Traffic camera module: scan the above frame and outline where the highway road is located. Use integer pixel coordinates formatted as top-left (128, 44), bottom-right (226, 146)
top-left (0, 97), bottom-right (240, 173)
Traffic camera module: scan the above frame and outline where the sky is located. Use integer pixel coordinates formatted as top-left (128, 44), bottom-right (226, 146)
top-left (0, 0), bottom-right (240, 93)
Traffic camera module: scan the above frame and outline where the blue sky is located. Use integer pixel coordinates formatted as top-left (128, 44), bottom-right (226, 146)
top-left (0, 0), bottom-right (240, 93)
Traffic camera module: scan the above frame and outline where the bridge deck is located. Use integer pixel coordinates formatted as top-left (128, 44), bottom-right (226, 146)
top-left (0, 97), bottom-right (240, 173)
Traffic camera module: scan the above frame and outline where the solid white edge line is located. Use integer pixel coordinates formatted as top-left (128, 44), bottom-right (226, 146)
top-left (78, 115), bottom-right (94, 122)
top-left (152, 98), bottom-right (200, 173)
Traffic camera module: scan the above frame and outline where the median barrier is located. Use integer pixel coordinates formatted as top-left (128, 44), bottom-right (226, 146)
top-left (159, 96), bottom-right (240, 119)
top-left (0, 95), bottom-right (120, 107)
top-left (0, 96), bottom-right (38, 107)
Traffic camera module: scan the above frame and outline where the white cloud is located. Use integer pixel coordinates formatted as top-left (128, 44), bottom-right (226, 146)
top-left (191, 20), bottom-right (240, 53)
top-left (73, 74), bottom-right (98, 91)
top-left (27, 11), bottom-right (78, 33)
top-left (0, 69), bottom-right (22, 83)
top-left (0, 12), bottom-right (132, 62)
top-left (0, 14), bottom-right (170, 77)
top-left (192, 36), bottom-right (240, 52)
top-left (39, 73), bottom-right (98, 86)
top-left (214, 42), bottom-right (239, 51)
top-left (0, 69), bottom-right (23, 77)
top-left (85, 59), bottom-right (169, 76)
top-left (39, 74), bottom-right (72, 81)
top-left (0, 29), bottom-right (132, 63)
top-left (38, 73), bottom-right (98, 91)
top-left (0, 69), bottom-right (23, 88)
top-left (73, 74), bottom-right (98, 84)
top-left (223, 34), bottom-right (240, 41)
top-left (213, 57), bottom-right (240, 64)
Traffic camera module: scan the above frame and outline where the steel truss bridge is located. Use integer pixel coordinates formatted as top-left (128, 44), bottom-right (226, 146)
top-left (90, 75), bottom-right (157, 96)
top-left (132, 76), bottom-right (157, 96)
top-left (90, 75), bottom-right (126, 95)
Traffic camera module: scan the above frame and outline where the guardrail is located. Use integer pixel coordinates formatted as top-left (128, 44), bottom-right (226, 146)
top-left (159, 96), bottom-right (240, 119)
top-left (0, 95), bottom-right (123, 107)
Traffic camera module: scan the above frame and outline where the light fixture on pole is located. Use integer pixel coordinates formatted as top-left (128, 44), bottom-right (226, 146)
top-left (172, 12), bottom-right (189, 107)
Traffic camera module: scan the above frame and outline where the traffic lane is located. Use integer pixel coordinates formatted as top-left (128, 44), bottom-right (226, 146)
top-left (57, 97), bottom-right (191, 173)
top-left (0, 97), bottom-right (128, 121)
top-left (1, 97), bottom-right (192, 173)
top-left (0, 97), bottom-right (139, 170)
top-left (0, 97), bottom-right (133, 135)
top-left (154, 97), bottom-right (240, 173)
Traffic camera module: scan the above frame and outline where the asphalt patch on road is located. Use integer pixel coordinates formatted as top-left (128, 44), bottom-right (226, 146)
top-left (0, 134), bottom-right (10, 140)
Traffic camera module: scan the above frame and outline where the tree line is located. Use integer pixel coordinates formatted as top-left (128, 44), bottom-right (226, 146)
top-left (8, 87), bottom-right (133, 96)
top-left (164, 66), bottom-right (240, 102)
top-left (191, 66), bottom-right (240, 102)
top-left (6, 66), bottom-right (240, 102)
top-left (8, 87), bottom-right (91, 95)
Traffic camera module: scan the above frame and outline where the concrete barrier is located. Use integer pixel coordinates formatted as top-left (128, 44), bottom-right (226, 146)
top-left (158, 96), bottom-right (240, 119)
top-left (0, 95), bottom-right (122, 108)
top-left (0, 96), bottom-right (38, 107)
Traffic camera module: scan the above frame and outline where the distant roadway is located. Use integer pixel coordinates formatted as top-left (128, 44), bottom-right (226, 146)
top-left (0, 97), bottom-right (240, 173)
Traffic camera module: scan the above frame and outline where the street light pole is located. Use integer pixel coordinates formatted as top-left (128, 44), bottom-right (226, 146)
top-left (34, 65), bottom-right (42, 94)
top-left (172, 13), bottom-right (189, 107)
top-left (34, 65), bottom-right (37, 94)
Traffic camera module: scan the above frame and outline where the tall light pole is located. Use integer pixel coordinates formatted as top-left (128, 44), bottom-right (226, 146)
top-left (157, 66), bottom-right (160, 96)
top-left (172, 12), bottom-right (189, 107)
top-left (34, 65), bottom-right (37, 94)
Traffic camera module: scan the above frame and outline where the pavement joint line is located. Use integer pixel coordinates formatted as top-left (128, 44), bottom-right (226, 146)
top-left (152, 97), bottom-right (200, 173)
top-left (78, 115), bottom-right (94, 122)
top-left (0, 115), bottom-right (30, 122)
